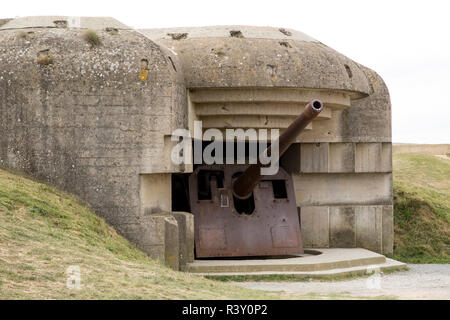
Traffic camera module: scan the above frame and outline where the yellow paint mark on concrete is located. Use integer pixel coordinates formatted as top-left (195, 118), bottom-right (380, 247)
top-left (140, 70), bottom-right (149, 82)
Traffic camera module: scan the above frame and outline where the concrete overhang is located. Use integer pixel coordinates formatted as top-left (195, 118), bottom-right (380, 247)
top-left (140, 26), bottom-right (372, 100)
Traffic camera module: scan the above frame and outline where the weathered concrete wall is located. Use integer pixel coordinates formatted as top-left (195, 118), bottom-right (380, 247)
top-left (393, 144), bottom-right (450, 155)
top-left (292, 74), bottom-right (392, 253)
top-left (341, 65), bottom-right (392, 143)
top-left (0, 17), bottom-right (188, 261)
top-left (299, 73), bottom-right (392, 253)
top-left (291, 144), bottom-right (393, 254)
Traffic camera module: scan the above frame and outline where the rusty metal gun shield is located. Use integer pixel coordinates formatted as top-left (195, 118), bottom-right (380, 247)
top-left (189, 164), bottom-right (303, 258)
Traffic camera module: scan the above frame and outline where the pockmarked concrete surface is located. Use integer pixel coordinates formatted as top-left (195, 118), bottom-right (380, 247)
top-left (233, 264), bottom-right (450, 300)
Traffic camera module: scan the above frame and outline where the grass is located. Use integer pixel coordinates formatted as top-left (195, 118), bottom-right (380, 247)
top-left (0, 169), bottom-right (328, 300)
top-left (391, 153), bottom-right (450, 263)
top-left (83, 30), bottom-right (102, 46)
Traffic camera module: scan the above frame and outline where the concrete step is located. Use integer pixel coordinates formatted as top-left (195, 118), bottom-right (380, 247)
top-left (196, 258), bottom-right (407, 280)
top-left (186, 248), bottom-right (407, 278)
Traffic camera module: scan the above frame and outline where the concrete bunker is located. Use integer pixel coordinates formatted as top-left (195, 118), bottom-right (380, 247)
top-left (142, 25), bottom-right (394, 265)
top-left (0, 19), bottom-right (393, 271)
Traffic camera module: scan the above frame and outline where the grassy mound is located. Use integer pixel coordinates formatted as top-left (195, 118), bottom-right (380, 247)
top-left (0, 169), bottom-right (282, 299)
top-left (392, 154), bottom-right (450, 263)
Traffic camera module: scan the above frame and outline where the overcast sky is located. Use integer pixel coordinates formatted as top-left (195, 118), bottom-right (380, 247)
top-left (2, 0), bottom-right (449, 143)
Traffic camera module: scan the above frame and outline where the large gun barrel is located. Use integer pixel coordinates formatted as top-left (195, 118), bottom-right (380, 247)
top-left (232, 99), bottom-right (324, 200)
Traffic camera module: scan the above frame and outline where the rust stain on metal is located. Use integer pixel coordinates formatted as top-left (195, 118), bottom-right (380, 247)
top-left (189, 164), bottom-right (303, 258)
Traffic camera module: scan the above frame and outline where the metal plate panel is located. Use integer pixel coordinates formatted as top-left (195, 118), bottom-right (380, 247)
top-left (189, 164), bottom-right (303, 257)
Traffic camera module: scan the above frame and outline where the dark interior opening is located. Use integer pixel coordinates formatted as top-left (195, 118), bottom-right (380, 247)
top-left (312, 100), bottom-right (322, 110)
top-left (272, 180), bottom-right (288, 199)
top-left (232, 171), bottom-right (255, 215)
top-left (172, 173), bottom-right (191, 212)
top-left (197, 170), bottom-right (224, 200)
top-left (233, 193), bottom-right (255, 215)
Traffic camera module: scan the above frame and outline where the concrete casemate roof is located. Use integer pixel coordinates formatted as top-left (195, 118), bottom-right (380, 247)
top-left (143, 25), bottom-right (318, 42)
top-left (0, 16), bottom-right (184, 93)
top-left (0, 16), bottom-right (131, 30)
top-left (0, 18), bottom-right (375, 98)
top-left (141, 26), bottom-right (373, 98)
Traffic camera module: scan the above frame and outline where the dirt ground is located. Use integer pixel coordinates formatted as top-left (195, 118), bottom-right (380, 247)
top-left (233, 264), bottom-right (450, 300)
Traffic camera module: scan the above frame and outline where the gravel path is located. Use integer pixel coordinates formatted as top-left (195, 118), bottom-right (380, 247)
top-left (233, 264), bottom-right (450, 300)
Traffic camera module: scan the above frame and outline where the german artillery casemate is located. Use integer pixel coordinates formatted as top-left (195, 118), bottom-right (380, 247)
top-left (0, 17), bottom-right (393, 270)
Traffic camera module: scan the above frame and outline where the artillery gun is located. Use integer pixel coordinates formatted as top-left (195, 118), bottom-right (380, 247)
top-left (189, 100), bottom-right (324, 257)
